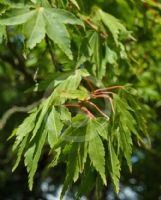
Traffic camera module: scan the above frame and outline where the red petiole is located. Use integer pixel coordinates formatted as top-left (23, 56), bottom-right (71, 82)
top-left (94, 91), bottom-right (114, 95)
top-left (64, 82), bottom-right (123, 118)
top-left (85, 100), bottom-right (109, 119)
top-left (84, 77), bottom-right (95, 91)
top-left (92, 94), bottom-right (115, 113)
top-left (64, 103), bottom-right (95, 119)
top-left (95, 85), bottom-right (123, 93)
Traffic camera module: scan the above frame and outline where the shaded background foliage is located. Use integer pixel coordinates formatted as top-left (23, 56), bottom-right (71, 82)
top-left (0, 0), bottom-right (161, 199)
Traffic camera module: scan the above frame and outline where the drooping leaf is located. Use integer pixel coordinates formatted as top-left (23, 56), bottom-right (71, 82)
top-left (60, 143), bottom-right (80, 199)
top-left (87, 120), bottom-right (106, 185)
top-left (69, 0), bottom-right (80, 10)
top-left (105, 46), bottom-right (118, 64)
top-left (113, 93), bottom-right (136, 171)
top-left (59, 106), bottom-right (71, 122)
top-left (76, 161), bottom-right (95, 199)
top-left (45, 8), bottom-right (83, 25)
top-left (98, 8), bottom-right (129, 45)
top-left (89, 31), bottom-right (102, 78)
top-left (108, 137), bottom-right (121, 193)
top-left (47, 107), bottom-right (63, 148)
top-left (30, 99), bottom-right (50, 141)
top-left (44, 11), bottom-right (72, 59)
top-left (0, 25), bottom-right (6, 43)
top-left (12, 133), bottom-right (30, 172)
top-left (23, 7), bottom-right (46, 49)
top-left (24, 144), bottom-right (36, 173)
top-left (52, 69), bottom-right (88, 104)
top-left (12, 109), bottom-right (38, 151)
top-left (0, 6), bottom-right (83, 58)
top-left (60, 89), bottom-right (89, 100)
top-left (77, 142), bottom-right (88, 173)
top-left (94, 118), bottom-right (109, 140)
top-left (119, 124), bottom-right (133, 171)
top-left (0, 8), bottom-right (35, 25)
top-left (48, 148), bottom-right (61, 168)
top-left (27, 127), bottom-right (48, 190)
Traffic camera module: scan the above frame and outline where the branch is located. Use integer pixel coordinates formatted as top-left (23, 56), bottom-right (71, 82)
top-left (0, 100), bottom-right (42, 130)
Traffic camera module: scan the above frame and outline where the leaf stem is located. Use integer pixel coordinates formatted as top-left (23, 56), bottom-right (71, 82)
top-left (84, 77), bottom-right (95, 91)
top-left (81, 106), bottom-right (95, 119)
top-left (85, 100), bottom-right (109, 119)
top-left (95, 86), bottom-right (123, 93)
top-left (64, 104), bottom-right (95, 118)
top-left (94, 91), bottom-right (114, 95)
top-left (92, 94), bottom-right (115, 113)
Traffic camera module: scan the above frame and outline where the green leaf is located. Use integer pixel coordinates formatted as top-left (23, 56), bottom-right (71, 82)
top-left (30, 99), bottom-right (50, 141)
top-left (60, 89), bottom-right (89, 100)
top-left (87, 121), bottom-right (106, 185)
top-left (53, 69), bottom-right (87, 104)
top-left (59, 106), bottom-right (71, 122)
top-left (0, 25), bottom-right (6, 43)
top-left (105, 46), bottom-right (118, 64)
top-left (0, 6), bottom-right (82, 57)
top-left (69, 0), bottom-right (80, 10)
top-left (76, 162), bottom-right (95, 199)
top-left (47, 107), bottom-right (63, 148)
top-left (44, 10), bottom-right (73, 59)
top-left (119, 124), bottom-right (132, 171)
top-left (24, 145), bottom-right (36, 173)
top-left (27, 127), bottom-right (48, 190)
top-left (94, 118), bottom-right (108, 140)
top-left (89, 31), bottom-right (102, 79)
top-left (23, 7), bottom-right (46, 49)
top-left (113, 93), bottom-right (136, 171)
top-left (12, 133), bottom-right (30, 172)
top-left (0, 9), bottom-right (35, 25)
top-left (98, 8), bottom-right (128, 45)
top-left (56, 115), bottom-right (87, 147)
top-left (48, 148), bottom-right (61, 168)
top-left (77, 142), bottom-right (88, 173)
top-left (108, 137), bottom-right (121, 193)
top-left (61, 143), bottom-right (80, 199)
top-left (45, 8), bottom-right (82, 25)
top-left (12, 109), bottom-right (37, 151)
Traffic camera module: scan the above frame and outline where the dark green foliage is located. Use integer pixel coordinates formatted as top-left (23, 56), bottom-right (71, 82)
top-left (0, 0), bottom-right (161, 199)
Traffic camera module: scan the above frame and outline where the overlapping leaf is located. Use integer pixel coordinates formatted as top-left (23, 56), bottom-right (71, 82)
top-left (87, 119), bottom-right (106, 185)
top-left (98, 8), bottom-right (129, 45)
top-left (0, 6), bottom-right (83, 59)
top-left (108, 137), bottom-right (121, 193)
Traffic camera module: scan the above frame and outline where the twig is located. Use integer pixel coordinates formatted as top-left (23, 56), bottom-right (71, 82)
top-left (84, 17), bottom-right (108, 39)
top-left (0, 100), bottom-right (42, 130)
